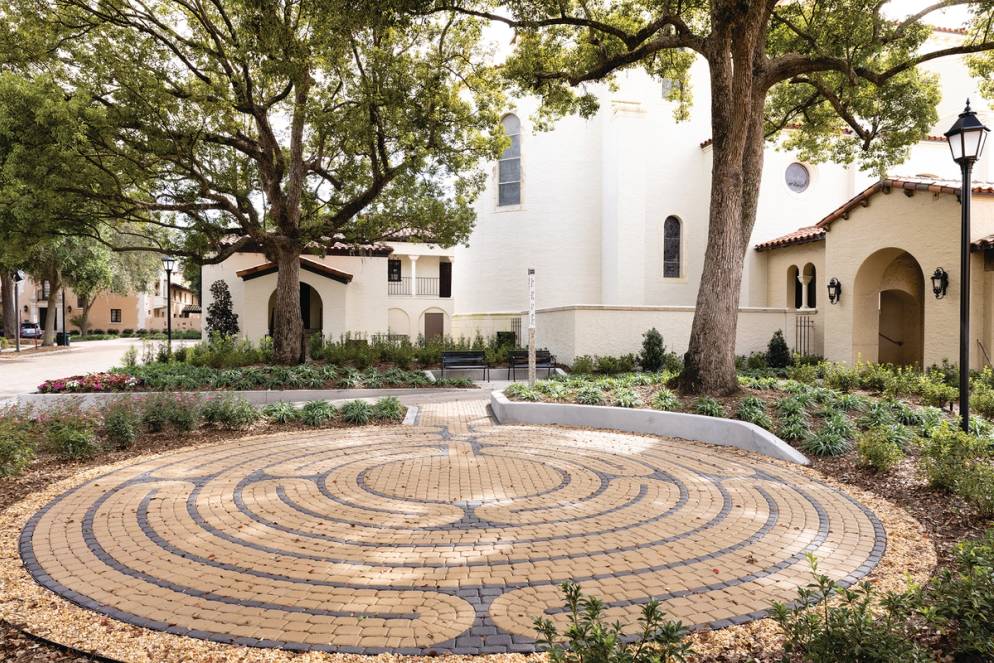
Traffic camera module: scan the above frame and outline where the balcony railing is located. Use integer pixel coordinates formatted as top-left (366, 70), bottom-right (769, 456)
top-left (388, 276), bottom-right (447, 297)
top-left (388, 277), bottom-right (411, 296)
top-left (417, 277), bottom-right (439, 296)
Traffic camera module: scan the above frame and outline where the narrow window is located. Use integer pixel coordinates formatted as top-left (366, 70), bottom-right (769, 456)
top-left (76, 296), bottom-right (86, 308)
top-left (387, 259), bottom-right (402, 282)
top-left (663, 216), bottom-right (682, 278)
top-left (110, 308), bottom-right (122, 323)
top-left (498, 114), bottom-right (521, 206)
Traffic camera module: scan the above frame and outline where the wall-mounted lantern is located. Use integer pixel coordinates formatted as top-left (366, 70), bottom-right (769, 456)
top-left (827, 278), bottom-right (842, 305)
top-left (931, 268), bottom-right (949, 299)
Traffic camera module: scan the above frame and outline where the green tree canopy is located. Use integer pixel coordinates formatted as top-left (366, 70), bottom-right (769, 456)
top-left (438, 0), bottom-right (994, 393)
top-left (3, 0), bottom-right (506, 361)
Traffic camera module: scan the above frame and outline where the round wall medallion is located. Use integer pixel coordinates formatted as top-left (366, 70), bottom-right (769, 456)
top-left (785, 162), bottom-right (810, 193)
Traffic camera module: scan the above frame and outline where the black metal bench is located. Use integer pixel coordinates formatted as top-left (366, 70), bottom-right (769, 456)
top-left (508, 350), bottom-right (557, 380)
top-left (440, 351), bottom-right (489, 381)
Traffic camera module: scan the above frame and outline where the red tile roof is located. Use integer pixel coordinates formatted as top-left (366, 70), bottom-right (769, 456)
top-left (236, 257), bottom-right (355, 284)
top-left (755, 176), bottom-right (994, 252)
top-left (754, 226), bottom-right (826, 251)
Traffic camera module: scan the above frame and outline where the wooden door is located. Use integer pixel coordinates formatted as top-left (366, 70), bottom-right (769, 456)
top-left (424, 312), bottom-right (444, 340)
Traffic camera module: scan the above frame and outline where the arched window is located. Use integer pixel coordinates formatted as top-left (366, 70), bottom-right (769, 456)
top-left (663, 216), bottom-right (682, 278)
top-left (803, 263), bottom-right (817, 308)
top-left (498, 114), bottom-right (521, 206)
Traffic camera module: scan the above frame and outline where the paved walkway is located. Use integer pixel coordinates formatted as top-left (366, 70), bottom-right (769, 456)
top-left (0, 338), bottom-right (193, 403)
top-left (19, 400), bottom-right (885, 655)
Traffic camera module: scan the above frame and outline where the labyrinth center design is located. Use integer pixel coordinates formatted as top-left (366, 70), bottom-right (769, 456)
top-left (21, 425), bottom-right (886, 655)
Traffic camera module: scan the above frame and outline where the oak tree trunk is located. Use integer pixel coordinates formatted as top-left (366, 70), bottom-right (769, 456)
top-left (678, 13), bottom-right (767, 395)
top-left (1, 273), bottom-right (15, 339)
top-left (270, 246), bottom-right (304, 365)
top-left (42, 279), bottom-right (61, 346)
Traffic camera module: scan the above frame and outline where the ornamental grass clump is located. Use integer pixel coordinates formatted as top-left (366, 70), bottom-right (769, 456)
top-left (694, 397), bottom-right (726, 418)
top-left (575, 385), bottom-right (603, 405)
top-left (201, 395), bottom-right (259, 430)
top-left (372, 397), bottom-right (406, 422)
top-left (612, 388), bottom-right (641, 408)
top-left (802, 428), bottom-right (851, 457)
top-left (262, 401), bottom-right (299, 424)
top-left (299, 400), bottom-right (336, 426)
top-left (340, 400), bottom-right (373, 425)
top-left (651, 389), bottom-right (680, 412)
top-left (736, 396), bottom-right (773, 431)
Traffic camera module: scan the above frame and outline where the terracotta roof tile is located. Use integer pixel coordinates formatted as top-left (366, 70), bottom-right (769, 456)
top-left (754, 226), bottom-right (826, 251)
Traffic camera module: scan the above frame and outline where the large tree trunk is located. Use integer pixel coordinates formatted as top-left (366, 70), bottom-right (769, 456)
top-left (270, 246), bottom-right (303, 364)
top-left (678, 16), bottom-right (767, 395)
top-left (1, 272), bottom-right (15, 339)
top-left (41, 278), bottom-right (61, 346)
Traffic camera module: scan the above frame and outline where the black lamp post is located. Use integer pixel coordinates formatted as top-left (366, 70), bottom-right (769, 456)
top-left (162, 256), bottom-right (176, 349)
top-left (12, 270), bottom-right (23, 352)
top-left (945, 100), bottom-right (990, 431)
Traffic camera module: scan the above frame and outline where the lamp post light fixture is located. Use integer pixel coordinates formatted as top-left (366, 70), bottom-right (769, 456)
top-left (12, 270), bottom-right (24, 352)
top-left (162, 256), bottom-right (176, 350)
top-left (931, 268), bottom-right (949, 299)
top-left (945, 99), bottom-right (990, 431)
top-left (826, 278), bottom-right (842, 305)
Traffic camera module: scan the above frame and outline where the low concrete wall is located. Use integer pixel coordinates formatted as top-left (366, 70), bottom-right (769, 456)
top-left (18, 388), bottom-right (472, 412)
top-left (490, 391), bottom-right (809, 465)
top-left (532, 305), bottom-right (806, 365)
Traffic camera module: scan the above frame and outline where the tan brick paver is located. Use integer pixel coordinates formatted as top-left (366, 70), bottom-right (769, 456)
top-left (20, 415), bottom-right (886, 655)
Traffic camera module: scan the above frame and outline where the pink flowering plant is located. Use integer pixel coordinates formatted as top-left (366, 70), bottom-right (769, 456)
top-left (38, 372), bottom-right (142, 394)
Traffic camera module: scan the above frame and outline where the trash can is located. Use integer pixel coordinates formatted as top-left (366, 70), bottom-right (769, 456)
top-left (56, 332), bottom-right (71, 346)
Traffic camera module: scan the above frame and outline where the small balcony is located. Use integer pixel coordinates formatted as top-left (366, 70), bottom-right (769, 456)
top-left (388, 277), bottom-right (445, 297)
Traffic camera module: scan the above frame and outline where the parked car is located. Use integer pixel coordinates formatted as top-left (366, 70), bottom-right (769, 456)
top-left (19, 322), bottom-right (42, 338)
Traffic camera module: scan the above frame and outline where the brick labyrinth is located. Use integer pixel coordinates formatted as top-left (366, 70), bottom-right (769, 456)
top-left (20, 420), bottom-right (886, 655)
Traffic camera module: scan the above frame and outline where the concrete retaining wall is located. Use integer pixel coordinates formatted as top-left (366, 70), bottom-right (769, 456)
top-left (490, 391), bottom-right (809, 465)
top-left (18, 388), bottom-right (472, 412)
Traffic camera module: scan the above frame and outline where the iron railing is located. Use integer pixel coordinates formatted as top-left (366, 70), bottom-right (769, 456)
top-left (417, 277), bottom-right (439, 296)
top-left (795, 313), bottom-right (816, 356)
top-left (387, 277), bottom-right (411, 296)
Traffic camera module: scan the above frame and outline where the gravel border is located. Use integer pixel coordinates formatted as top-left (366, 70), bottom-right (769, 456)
top-left (0, 428), bottom-right (935, 663)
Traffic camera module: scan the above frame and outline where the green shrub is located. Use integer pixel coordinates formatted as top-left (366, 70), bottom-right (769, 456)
top-left (575, 385), bottom-right (603, 405)
top-left (651, 389), bottom-right (680, 412)
top-left (766, 330), bottom-right (792, 369)
top-left (803, 428), bottom-right (851, 456)
top-left (926, 529), bottom-right (994, 658)
top-left (919, 424), bottom-right (990, 491)
top-left (612, 388), bottom-right (641, 408)
top-left (534, 581), bottom-right (693, 663)
top-left (571, 355), bottom-right (596, 374)
top-left (101, 400), bottom-right (142, 449)
top-left (299, 400), bottom-right (336, 426)
top-left (44, 413), bottom-right (101, 460)
top-left (140, 394), bottom-right (170, 433)
top-left (786, 362), bottom-right (819, 384)
top-left (262, 401), bottom-right (299, 424)
top-left (0, 411), bottom-right (36, 476)
top-left (372, 397), bottom-right (406, 422)
top-left (956, 462), bottom-right (994, 517)
top-left (201, 395), bottom-right (259, 430)
top-left (594, 354), bottom-right (637, 375)
top-left (919, 379), bottom-right (958, 408)
top-left (639, 328), bottom-right (666, 372)
top-left (694, 397), bottom-right (725, 418)
top-left (340, 399), bottom-right (373, 425)
top-left (771, 555), bottom-right (930, 663)
top-left (165, 394), bottom-right (201, 432)
top-left (824, 363), bottom-right (859, 393)
top-left (856, 428), bottom-right (905, 472)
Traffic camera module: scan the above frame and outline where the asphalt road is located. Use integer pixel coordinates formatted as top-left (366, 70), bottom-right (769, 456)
top-left (0, 337), bottom-right (191, 403)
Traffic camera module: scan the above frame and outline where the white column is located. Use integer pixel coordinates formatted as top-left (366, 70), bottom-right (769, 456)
top-left (798, 274), bottom-right (812, 309)
top-left (409, 255), bottom-right (418, 297)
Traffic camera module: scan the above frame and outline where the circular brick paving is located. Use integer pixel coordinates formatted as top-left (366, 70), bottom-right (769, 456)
top-left (20, 425), bottom-right (886, 655)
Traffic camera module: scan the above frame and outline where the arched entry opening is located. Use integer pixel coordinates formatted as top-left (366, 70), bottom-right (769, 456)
top-left (853, 248), bottom-right (924, 366)
top-left (802, 263), bottom-right (817, 309)
top-left (268, 283), bottom-right (324, 336)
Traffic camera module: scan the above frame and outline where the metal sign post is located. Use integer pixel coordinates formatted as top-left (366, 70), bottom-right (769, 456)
top-left (528, 268), bottom-right (536, 385)
top-left (13, 270), bottom-right (23, 352)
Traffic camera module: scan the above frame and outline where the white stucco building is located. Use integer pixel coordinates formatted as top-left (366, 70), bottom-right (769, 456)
top-left (204, 27), bottom-right (994, 367)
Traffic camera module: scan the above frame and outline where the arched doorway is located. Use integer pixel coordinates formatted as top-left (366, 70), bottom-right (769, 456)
top-left (268, 283), bottom-right (323, 336)
top-left (853, 248), bottom-right (924, 366)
